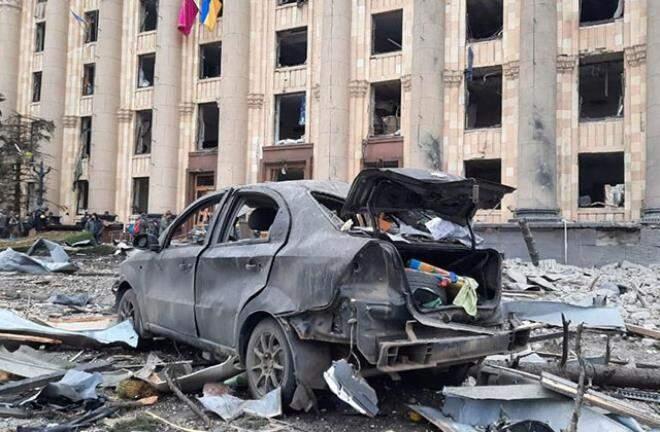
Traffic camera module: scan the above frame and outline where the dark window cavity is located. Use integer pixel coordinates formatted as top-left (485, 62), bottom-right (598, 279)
top-left (372, 10), bottom-right (403, 55)
top-left (580, 0), bottom-right (623, 25)
top-left (578, 152), bottom-right (625, 208)
top-left (75, 180), bottom-right (89, 214)
top-left (273, 166), bottom-right (305, 182)
top-left (80, 116), bottom-right (92, 158)
top-left (199, 42), bottom-right (222, 79)
top-left (82, 63), bottom-right (95, 96)
top-left (197, 103), bottom-right (219, 150)
top-left (277, 27), bottom-right (308, 67)
top-left (139, 0), bottom-right (158, 32)
top-left (35, 22), bottom-right (46, 52)
top-left (137, 54), bottom-right (155, 88)
top-left (464, 159), bottom-right (502, 183)
top-left (275, 92), bottom-right (306, 143)
top-left (132, 177), bottom-right (150, 214)
top-left (224, 196), bottom-right (279, 243)
top-left (371, 80), bottom-right (401, 136)
top-left (363, 160), bottom-right (400, 169)
top-left (579, 54), bottom-right (624, 120)
top-left (84, 10), bottom-right (99, 43)
top-left (135, 110), bottom-right (153, 155)
top-left (32, 72), bottom-right (42, 103)
top-left (465, 66), bottom-right (502, 129)
top-left (466, 0), bottom-right (503, 41)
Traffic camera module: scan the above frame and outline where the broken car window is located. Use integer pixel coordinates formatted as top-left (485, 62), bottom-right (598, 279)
top-left (224, 198), bottom-right (279, 243)
top-left (168, 196), bottom-right (223, 248)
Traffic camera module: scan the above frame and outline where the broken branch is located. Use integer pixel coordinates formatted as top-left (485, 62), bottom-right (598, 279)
top-left (163, 368), bottom-right (212, 428)
top-left (517, 218), bottom-right (540, 266)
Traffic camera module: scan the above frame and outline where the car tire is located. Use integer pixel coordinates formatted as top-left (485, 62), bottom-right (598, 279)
top-left (117, 289), bottom-right (148, 339)
top-left (245, 318), bottom-right (296, 405)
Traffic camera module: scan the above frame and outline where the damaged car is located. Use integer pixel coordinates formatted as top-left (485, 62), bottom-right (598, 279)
top-left (115, 168), bottom-right (531, 405)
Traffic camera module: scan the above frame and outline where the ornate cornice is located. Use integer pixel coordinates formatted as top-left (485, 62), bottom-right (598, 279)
top-left (116, 109), bottom-right (132, 122)
top-left (247, 93), bottom-right (264, 109)
top-left (349, 80), bottom-right (369, 97)
top-left (503, 61), bottom-right (520, 79)
top-left (401, 74), bottom-right (412, 92)
top-left (443, 70), bottom-right (463, 87)
top-left (0, 0), bottom-right (22, 10)
top-left (625, 44), bottom-right (647, 67)
top-left (557, 54), bottom-right (578, 74)
top-left (178, 102), bottom-right (195, 115)
top-left (62, 115), bottom-right (78, 128)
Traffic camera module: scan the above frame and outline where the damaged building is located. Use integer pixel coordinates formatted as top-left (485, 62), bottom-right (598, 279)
top-left (0, 0), bottom-right (656, 229)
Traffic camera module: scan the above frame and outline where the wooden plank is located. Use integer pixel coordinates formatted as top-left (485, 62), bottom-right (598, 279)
top-left (0, 333), bottom-right (61, 345)
top-left (0, 360), bottom-right (111, 396)
top-left (626, 323), bottom-right (660, 341)
top-left (540, 372), bottom-right (660, 428)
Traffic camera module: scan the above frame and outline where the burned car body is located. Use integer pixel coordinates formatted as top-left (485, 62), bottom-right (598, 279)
top-left (116, 169), bottom-right (530, 403)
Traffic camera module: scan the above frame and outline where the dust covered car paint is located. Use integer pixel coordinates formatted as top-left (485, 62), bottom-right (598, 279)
top-left (115, 169), bottom-right (530, 405)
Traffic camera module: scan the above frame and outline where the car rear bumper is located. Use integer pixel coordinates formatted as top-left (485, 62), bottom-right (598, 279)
top-left (375, 324), bottom-right (531, 372)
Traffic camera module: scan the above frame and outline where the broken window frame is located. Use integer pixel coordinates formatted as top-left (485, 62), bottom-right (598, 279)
top-left (196, 102), bottom-right (220, 150)
top-left (466, 0), bottom-right (503, 42)
top-left (579, 0), bottom-right (624, 27)
top-left (199, 42), bottom-right (222, 80)
top-left (465, 66), bottom-right (503, 130)
top-left (132, 177), bottom-right (150, 215)
top-left (276, 27), bottom-right (308, 68)
top-left (463, 158), bottom-right (502, 203)
top-left (35, 22), bottom-right (46, 53)
top-left (578, 152), bottom-right (625, 208)
top-left (139, 0), bottom-right (159, 33)
top-left (80, 116), bottom-right (92, 158)
top-left (274, 92), bottom-right (306, 144)
top-left (75, 180), bottom-right (89, 214)
top-left (371, 9), bottom-right (403, 55)
top-left (579, 55), bottom-right (625, 121)
top-left (134, 110), bottom-right (153, 155)
top-left (82, 63), bottom-right (95, 96)
top-left (370, 80), bottom-right (402, 137)
top-left (137, 53), bottom-right (156, 89)
top-left (32, 72), bottom-right (42, 103)
top-left (84, 10), bottom-right (99, 43)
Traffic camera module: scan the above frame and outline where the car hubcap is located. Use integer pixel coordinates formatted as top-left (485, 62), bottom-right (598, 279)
top-left (249, 331), bottom-right (285, 395)
top-left (119, 298), bottom-right (135, 322)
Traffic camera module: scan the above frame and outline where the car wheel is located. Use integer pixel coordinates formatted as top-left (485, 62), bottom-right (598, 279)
top-left (117, 290), bottom-right (148, 338)
top-left (245, 319), bottom-right (296, 404)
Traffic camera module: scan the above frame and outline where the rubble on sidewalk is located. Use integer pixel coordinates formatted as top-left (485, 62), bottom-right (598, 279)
top-left (0, 240), bottom-right (77, 274)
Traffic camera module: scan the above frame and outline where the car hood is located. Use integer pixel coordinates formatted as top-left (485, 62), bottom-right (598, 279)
top-left (341, 168), bottom-right (514, 226)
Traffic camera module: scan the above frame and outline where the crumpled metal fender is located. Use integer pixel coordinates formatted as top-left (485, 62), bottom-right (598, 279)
top-left (116, 250), bottom-right (153, 317)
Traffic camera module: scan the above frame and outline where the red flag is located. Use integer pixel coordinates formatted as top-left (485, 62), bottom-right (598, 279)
top-left (177, 0), bottom-right (199, 36)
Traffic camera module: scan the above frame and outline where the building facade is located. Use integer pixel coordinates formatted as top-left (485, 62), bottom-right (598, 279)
top-left (1, 0), bottom-right (658, 225)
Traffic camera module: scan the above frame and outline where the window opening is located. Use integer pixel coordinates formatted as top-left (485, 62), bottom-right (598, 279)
top-left (168, 195), bottom-right (222, 248)
top-left (82, 63), bottom-right (95, 96)
top-left (199, 42), bottom-right (222, 79)
top-left (35, 22), bottom-right (46, 52)
top-left (137, 54), bottom-right (155, 88)
top-left (579, 54), bottom-right (624, 120)
top-left (80, 116), bottom-right (92, 158)
top-left (466, 0), bottom-right (503, 41)
top-left (371, 80), bottom-right (401, 136)
top-left (278, 0), bottom-right (308, 6)
top-left (135, 110), bottom-right (153, 155)
top-left (32, 72), bottom-right (42, 103)
top-left (465, 66), bottom-right (502, 129)
top-left (132, 177), bottom-right (150, 214)
top-left (578, 152), bottom-right (624, 208)
top-left (275, 92), bottom-right (306, 144)
top-left (197, 103), bottom-right (219, 150)
top-left (277, 27), bottom-right (308, 67)
top-left (84, 10), bottom-right (99, 43)
top-left (75, 180), bottom-right (89, 214)
top-left (372, 10), bottom-right (403, 55)
top-left (225, 197), bottom-right (279, 243)
top-left (580, 0), bottom-right (623, 25)
top-left (271, 166), bottom-right (304, 182)
top-left (139, 0), bottom-right (158, 32)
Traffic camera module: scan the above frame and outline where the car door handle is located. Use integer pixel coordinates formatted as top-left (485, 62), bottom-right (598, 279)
top-left (178, 263), bottom-right (193, 271)
top-left (245, 261), bottom-right (259, 271)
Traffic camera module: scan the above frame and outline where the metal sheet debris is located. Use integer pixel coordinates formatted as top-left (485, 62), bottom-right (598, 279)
top-left (0, 239), bottom-right (78, 274)
top-left (137, 355), bottom-right (242, 393)
top-left (0, 345), bottom-right (71, 378)
top-left (48, 293), bottom-right (91, 307)
top-left (0, 309), bottom-right (138, 348)
top-left (198, 387), bottom-right (282, 421)
top-left (443, 384), bottom-right (558, 401)
top-left (323, 359), bottom-right (379, 417)
top-left (38, 369), bottom-right (103, 403)
top-left (407, 404), bottom-right (479, 432)
top-left (502, 300), bottom-right (625, 329)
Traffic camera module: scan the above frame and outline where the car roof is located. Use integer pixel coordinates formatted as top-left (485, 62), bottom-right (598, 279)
top-left (240, 180), bottom-right (350, 199)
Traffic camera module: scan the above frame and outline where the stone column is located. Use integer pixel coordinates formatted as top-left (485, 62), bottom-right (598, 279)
top-left (89, 0), bottom-right (122, 214)
top-left (40, 0), bottom-right (69, 213)
top-left (315, 0), bottom-right (351, 180)
top-left (217, 0), bottom-right (250, 188)
top-left (0, 0), bottom-right (21, 116)
top-left (149, 0), bottom-right (182, 213)
top-left (514, 0), bottom-right (559, 220)
top-left (406, 0), bottom-right (444, 170)
top-left (643, 2), bottom-right (660, 222)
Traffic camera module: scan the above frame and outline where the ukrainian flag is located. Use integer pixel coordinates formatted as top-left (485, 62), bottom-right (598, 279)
top-left (200, 0), bottom-right (222, 31)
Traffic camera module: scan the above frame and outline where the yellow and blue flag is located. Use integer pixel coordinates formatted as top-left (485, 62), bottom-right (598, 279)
top-left (199, 0), bottom-right (222, 31)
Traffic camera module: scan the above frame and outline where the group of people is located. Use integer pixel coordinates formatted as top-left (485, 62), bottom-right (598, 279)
top-left (130, 210), bottom-right (175, 239)
top-left (81, 212), bottom-right (105, 244)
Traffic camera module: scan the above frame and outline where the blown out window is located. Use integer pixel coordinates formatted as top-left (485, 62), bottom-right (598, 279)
top-left (132, 177), bottom-right (149, 214)
top-left (137, 54), bottom-right (155, 88)
top-left (139, 0), bottom-right (158, 32)
top-left (134, 110), bottom-right (152, 155)
top-left (80, 116), bottom-right (92, 158)
top-left (371, 80), bottom-right (401, 136)
top-left (580, 0), bottom-right (623, 25)
top-left (197, 103), bottom-right (219, 150)
top-left (578, 152), bottom-right (624, 208)
top-left (372, 10), bottom-right (403, 54)
top-left (275, 92), bottom-right (306, 143)
top-left (465, 67), bottom-right (502, 129)
top-left (277, 28), bottom-right (308, 67)
top-left (579, 55), bottom-right (624, 120)
top-left (199, 42), bottom-right (222, 79)
top-left (466, 0), bottom-right (503, 41)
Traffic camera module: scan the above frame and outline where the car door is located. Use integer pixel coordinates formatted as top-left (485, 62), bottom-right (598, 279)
top-left (142, 192), bottom-right (226, 336)
top-left (195, 187), bottom-right (290, 348)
